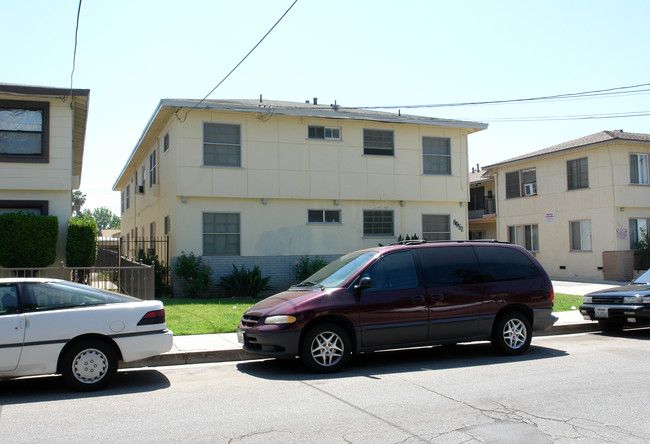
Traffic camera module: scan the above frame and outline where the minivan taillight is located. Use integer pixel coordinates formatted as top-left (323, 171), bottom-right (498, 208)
top-left (138, 309), bottom-right (166, 326)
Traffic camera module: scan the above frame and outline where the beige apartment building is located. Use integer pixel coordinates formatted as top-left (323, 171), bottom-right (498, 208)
top-left (0, 83), bottom-right (89, 263)
top-left (485, 130), bottom-right (650, 281)
top-left (113, 98), bottom-right (486, 289)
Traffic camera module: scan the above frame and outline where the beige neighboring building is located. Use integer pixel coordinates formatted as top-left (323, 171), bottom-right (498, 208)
top-left (0, 83), bottom-right (90, 263)
top-left (113, 98), bottom-right (486, 289)
top-left (485, 130), bottom-right (650, 281)
top-left (468, 166), bottom-right (497, 240)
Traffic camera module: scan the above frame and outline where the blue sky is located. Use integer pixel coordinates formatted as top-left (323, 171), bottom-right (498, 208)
top-left (3, 0), bottom-right (649, 214)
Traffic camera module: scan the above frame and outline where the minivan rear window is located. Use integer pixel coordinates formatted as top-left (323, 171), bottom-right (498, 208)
top-left (416, 246), bottom-right (482, 286)
top-left (473, 246), bottom-right (539, 281)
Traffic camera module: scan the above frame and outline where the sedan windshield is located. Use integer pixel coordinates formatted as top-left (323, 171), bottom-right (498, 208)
top-left (633, 269), bottom-right (650, 284)
top-left (298, 251), bottom-right (378, 288)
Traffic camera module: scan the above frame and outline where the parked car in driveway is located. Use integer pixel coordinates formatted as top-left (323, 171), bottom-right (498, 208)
top-left (580, 268), bottom-right (650, 332)
top-left (238, 240), bottom-right (556, 372)
top-left (0, 278), bottom-right (173, 390)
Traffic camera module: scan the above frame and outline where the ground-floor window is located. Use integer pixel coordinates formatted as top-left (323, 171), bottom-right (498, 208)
top-left (630, 218), bottom-right (649, 249)
top-left (363, 210), bottom-right (394, 236)
top-left (570, 220), bottom-right (592, 251)
top-left (422, 214), bottom-right (450, 240)
top-left (508, 224), bottom-right (539, 252)
top-left (0, 200), bottom-right (48, 215)
top-left (203, 212), bottom-right (240, 255)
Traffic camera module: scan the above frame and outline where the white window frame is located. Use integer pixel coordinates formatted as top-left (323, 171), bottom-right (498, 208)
top-left (203, 212), bottom-right (240, 256)
top-left (363, 210), bottom-right (394, 236)
top-left (307, 209), bottom-right (341, 224)
top-left (203, 122), bottom-right (241, 167)
top-left (508, 224), bottom-right (539, 252)
top-left (630, 153), bottom-right (649, 185)
top-left (630, 218), bottom-right (649, 249)
top-left (570, 220), bottom-right (592, 251)
top-left (422, 137), bottom-right (451, 175)
top-left (308, 125), bottom-right (341, 141)
top-left (422, 214), bottom-right (451, 241)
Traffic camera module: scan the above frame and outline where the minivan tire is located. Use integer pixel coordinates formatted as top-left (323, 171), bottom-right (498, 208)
top-left (491, 311), bottom-right (532, 355)
top-left (300, 323), bottom-right (351, 373)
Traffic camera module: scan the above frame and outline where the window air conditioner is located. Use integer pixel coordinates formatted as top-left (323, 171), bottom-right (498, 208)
top-left (524, 183), bottom-right (536, 196)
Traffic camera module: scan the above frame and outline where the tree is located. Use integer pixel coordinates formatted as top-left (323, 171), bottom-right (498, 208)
top-left (72, 190), bottom-right (86, 216)
top-left (81, 207), bottom-right (121, 230)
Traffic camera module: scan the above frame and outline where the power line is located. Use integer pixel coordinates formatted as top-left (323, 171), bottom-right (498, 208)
top-left (177, 0), bottom-right (298, 122)
top-left (465, 110), bottom-right (650, 123)
top-left (69, 0), bottom-right (83, 104)
top-left (356, 82), bottom-right (650, 110)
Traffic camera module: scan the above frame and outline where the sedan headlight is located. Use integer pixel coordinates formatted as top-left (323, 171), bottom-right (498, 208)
top-left (264, 315), bottom-right (297, 325)
top-left (623, 296), bottom-right (644, 304)
top-left (582, 296), bottom-right (592, 304)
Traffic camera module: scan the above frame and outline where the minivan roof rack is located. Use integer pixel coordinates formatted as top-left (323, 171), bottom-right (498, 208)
top-left (388, 239), bottom-right (509, 246)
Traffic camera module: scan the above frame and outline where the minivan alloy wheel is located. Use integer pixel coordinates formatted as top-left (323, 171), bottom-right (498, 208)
top-left (300, 323), bottom-right (352, 372)
top-left (502, 318), bottom-right (527, 349)
top-left (491, 311), bottom-right (532, 355)
top-left (311, 331), bottom-right (344, 367)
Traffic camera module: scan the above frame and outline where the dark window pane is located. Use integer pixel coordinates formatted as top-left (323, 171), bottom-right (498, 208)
top-left (363, 210), bottom-right (393, 236)
top-left (363, 129), bottom-right (394, 155)
top-left (417, 246), bottom-right (482, 286)
top-left (505, 171), bottom-right (521, 199)
top-left (364, 251), bottom-right (418, 290)
top-left (308, 126), bottom-right (324, 139)
top-left (473, 246), bottom-right (539, 281)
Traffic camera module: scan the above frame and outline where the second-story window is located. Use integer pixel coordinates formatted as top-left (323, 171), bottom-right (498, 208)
top-left (506, 168), bottom-right (537, 198)
top-left (0, 100), bottom-right (49, 163)
top-left (422, 137), bottom-right (451, 175)
top-left (567, 157), bottom-right (588, 190)
top-left (125, 184), bottom-right (130, 209)
top-left (630, 153), bottom-right (649, 185)
top-left (163, 132), bottom-right (170, 153)
top-left (204, 122), bottom-right (241, 167)
top-left (308, 126), bottom-right (341, 140)
top-left (363, 129), bottom-right (394, 156)
top-left (149, 148), bottom-right (157, 186)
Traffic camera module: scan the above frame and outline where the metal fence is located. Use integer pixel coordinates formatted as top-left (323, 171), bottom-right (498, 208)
top-left (634, 250), bottom-right (650, 271)
top-left (0, 262), bottom-right (155, 300)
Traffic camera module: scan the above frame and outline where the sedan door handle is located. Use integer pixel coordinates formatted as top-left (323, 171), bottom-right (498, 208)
top-left (411, 295), bottom-right (425, 304)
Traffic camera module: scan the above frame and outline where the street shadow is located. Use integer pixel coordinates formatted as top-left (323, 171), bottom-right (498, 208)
top-left (236, 342), bottom-right (568, 381)
top-left (594, 326), bottom-right (650, 340)
top-left (0, 369), bottom-right (170, 405)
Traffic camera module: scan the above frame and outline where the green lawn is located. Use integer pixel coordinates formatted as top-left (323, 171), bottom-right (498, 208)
top-left (161, 297), bottom-right (263, 336)
top-left (553, 293), bottom-right (584, 313)
top-left (162, 293), bottom-right (584, 336)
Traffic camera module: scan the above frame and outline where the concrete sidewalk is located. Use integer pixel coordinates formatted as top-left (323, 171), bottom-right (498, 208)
top-left (122, 279), bottom-right (624, 369)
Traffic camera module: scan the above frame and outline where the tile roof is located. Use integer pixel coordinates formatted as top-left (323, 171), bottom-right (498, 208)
top-left (485, 130), bottom-right (650, 168)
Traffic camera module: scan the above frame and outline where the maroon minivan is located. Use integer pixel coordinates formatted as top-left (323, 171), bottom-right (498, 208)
top-left (237, 241), bottom-right (556, 372)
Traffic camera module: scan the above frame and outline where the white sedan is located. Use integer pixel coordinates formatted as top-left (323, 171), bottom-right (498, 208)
top-left (0, 278), bottom-right (173, 391)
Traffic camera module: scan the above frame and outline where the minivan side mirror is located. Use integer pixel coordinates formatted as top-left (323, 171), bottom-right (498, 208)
top-left (354, 276), bottom-right (373, 295)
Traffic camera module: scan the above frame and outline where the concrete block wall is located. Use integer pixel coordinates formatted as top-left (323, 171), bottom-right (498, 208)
top-left (172, 254), bottom-right (340, 298)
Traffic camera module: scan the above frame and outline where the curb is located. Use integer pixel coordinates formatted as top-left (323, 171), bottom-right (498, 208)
top-left (122, 321), bottom-right (601, 370)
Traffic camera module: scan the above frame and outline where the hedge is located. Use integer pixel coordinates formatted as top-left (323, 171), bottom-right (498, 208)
top-left (0, 213), bottom-right (59, 268)
top-left (66, 216), bottom-right (98, 267)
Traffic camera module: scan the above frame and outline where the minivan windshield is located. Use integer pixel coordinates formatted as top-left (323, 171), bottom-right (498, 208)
top-left (297, 251), bottom-right (378, 288)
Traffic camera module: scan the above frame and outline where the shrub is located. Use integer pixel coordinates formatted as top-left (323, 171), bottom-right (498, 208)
top-left (0, 213), bottom-right (58, 267)
top-left (637, 227), bottom-right (649, 252)
top-left (66, 216), bottom-right (98, 267)
top-left (219, 264), bottom-right (272, 298)
top-left (173, 252), bottom-right (212, 298)
top-left (294, 256), bottom-right (329, 282)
